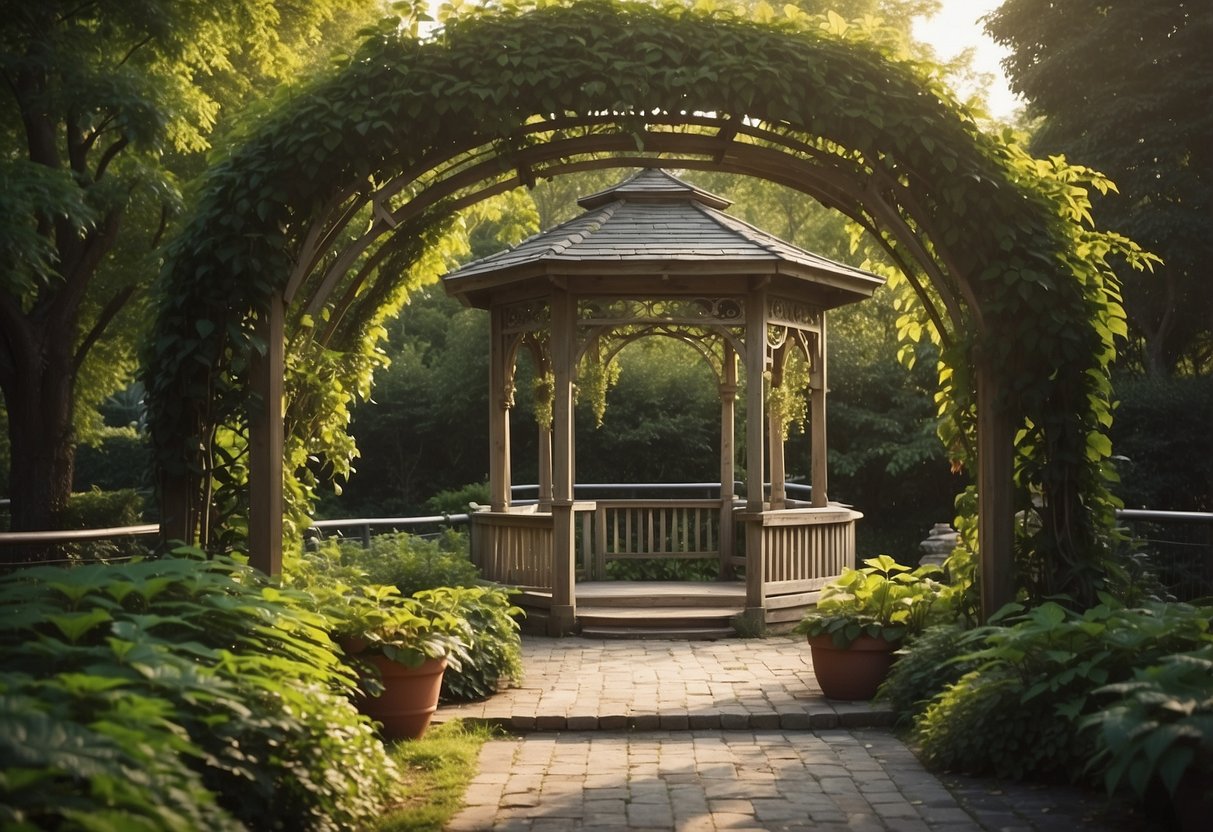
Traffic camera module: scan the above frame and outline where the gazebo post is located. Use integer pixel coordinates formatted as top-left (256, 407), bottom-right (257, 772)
top-left (488, 308), bottom-right (511, 512)
top-left (718, 343), bottom-right (737, 578)
top-left (549, 287), bottom-right (577, 635)
top-left (537, 425), bottom-right (553, 511)
top-left (743, 286), bottom-right (767, 625)
top-left (810, 326), bottom-right (828, 508)
top-left (247, 292), bottom-right (284, 576)
top-left (768, 353), bottom-right (787, 508)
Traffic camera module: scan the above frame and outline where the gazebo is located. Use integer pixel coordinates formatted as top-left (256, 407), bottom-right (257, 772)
top-left (442, 169), bottom-right (884, 635)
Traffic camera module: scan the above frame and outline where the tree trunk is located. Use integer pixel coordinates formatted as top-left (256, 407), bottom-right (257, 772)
top-left (1, 311), bottom-right (78, 554)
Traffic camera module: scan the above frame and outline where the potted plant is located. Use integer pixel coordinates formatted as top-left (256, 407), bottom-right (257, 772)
top-left (794, 554), bottom-right (948, 700)
top-left (329, 582), bottom-right (471, 739)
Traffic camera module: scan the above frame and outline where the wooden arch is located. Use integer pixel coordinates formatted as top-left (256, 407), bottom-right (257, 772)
top-left (147, 1), bottom-right (1123, 620)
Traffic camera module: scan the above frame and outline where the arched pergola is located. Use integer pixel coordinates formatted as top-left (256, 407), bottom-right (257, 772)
top-left (146, 1), bottom-right (1128, 622)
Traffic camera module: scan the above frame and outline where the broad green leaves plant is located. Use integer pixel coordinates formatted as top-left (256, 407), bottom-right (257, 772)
top-left (287, 532), bottom-right (524, 702)
top-left (794, 555), bottom-right (951, 647)
top-left (912, 598), bottom-right (1213, 783)
top-left (0, 552), bottom-right (401, 829)
top-left (1082, 646), bottom-right (1213, 802)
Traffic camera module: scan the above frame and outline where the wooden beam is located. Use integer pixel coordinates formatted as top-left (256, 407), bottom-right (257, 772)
top-left (488, 308), bottom-right (511, 512)
top-left (977, 360), bottom-right (1015, 621)
top-left (719, 342), bottom-right (737, 577)
top-left (548, 288), bottom-right (576, 635)
top-left (810, 326), bottom-right (828, 508)
top-left (248, 293), bottom-right (284, 576)
top-left (745, 288), bottom-right (767, 512)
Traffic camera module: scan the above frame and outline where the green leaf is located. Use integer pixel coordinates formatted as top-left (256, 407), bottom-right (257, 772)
top-left (48, 609), bottom-right (113, 644)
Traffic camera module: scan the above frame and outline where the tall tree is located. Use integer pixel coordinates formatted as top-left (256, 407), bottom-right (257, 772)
top-left (985, 0), bottom-right (1213, 375)
top-left (0, 0), bottom-right (378, 535)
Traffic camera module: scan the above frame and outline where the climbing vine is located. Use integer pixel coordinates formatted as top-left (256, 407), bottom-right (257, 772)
top-left (146, 0), bottom-right (1153, 605)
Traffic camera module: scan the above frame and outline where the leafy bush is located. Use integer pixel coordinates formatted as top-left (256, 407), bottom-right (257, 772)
top-left (793, 555), bottom-right (952, 647)
top-left (425, 482), bottom-right (490, 514)
top-left (875, 623), bottom-right (978, 727)
top-left (49, 487), bottom-right (152, 563)
top-left (416, 586), bottom-right (523, 701)
top-left (356, 530), bottom-right (479, 594)
top-left (913, 599), bottom-right (1213, 783)
top-left (1082, 645), bottom-right (1213, 810)
top-left (0, 670), bottom-right (241, 830)
top-left (0, 552), bottom-right (400, 830)
top-left (61, 486), bottom-right (144, 528)
top-left (291, 531), bottom-right (523, 703)
top-left (605, 556), bottom-right (718, 582)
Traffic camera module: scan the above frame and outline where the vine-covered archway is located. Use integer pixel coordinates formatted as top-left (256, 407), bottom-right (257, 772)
top-left (145, 0), bottom-right (1144, 618)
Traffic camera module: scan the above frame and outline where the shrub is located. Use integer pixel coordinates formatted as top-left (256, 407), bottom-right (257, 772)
top-left (794, 555), bottom-right (952, 647)
top-left (357, 530), bottom-right (479, 594)
top-left (425, 482), bottom-right (490, 514)
top-left (0, 552), bottom-right (400, 830)
top-left (291, 531), bottom-right (523, 703)
top-left (913, 599), bottom-right (1213, 783)
top-left (0, 670), bottom-right (241, 830)
top-left (875, 623), bottom-right (978, 727)
top-left (605, 557), bottom-right (718, 582)
top-left (1082, 645), bottom-right (1213, 812)
top-left (53, 487), bottom-right (152, 562)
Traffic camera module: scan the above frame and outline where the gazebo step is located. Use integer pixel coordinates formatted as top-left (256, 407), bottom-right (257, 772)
top-left (576, 605), bottom-right (740, 639)
top-left (579, 625), bottom-right (736, 640)
top-left (574, 580), bottom-right (746, 609)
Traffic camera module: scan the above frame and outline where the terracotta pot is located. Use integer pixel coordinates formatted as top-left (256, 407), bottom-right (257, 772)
top-left (356, 654), bottom-right (447, 739)
top-left (806, 633), bottom-right (898, 701)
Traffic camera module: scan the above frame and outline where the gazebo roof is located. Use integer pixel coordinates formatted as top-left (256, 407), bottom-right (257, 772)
top-left (442, 169), bottom-right (884, 307)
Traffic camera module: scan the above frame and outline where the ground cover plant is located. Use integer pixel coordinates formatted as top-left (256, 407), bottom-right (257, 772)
top-left (373, 719), bottom-right (498, 832)
top-left (0, 551), bottom-right (400, 830)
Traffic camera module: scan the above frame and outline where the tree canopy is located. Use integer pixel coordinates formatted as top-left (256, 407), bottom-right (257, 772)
top-left (985, 0), bottom-right (1213, 375)
top-left (0, 0), bottom-right (380, 536)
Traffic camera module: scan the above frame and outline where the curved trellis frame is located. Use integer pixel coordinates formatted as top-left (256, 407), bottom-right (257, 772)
top-left (146, 1), bottom-right (1134, 617)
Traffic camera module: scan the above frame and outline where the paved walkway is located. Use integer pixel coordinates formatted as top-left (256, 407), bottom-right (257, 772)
top-left (438, 637), bottom-right (1145, 831)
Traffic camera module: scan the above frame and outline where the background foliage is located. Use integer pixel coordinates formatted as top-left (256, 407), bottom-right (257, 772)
top-left (0, 0), bottom-right (383, 539)
top-left (986, 0), bottom-right (1213, 376)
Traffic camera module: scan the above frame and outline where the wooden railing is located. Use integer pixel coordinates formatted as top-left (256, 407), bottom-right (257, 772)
top-left (470, 508), bottom-right (555, 588)
top-left (590, 499), bottom-right (721, 578)
top-left (737, 506), bottom-right (862, 626)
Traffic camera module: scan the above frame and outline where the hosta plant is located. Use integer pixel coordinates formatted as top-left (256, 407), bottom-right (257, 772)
top-left (794, 555), bottom-right (951, 647)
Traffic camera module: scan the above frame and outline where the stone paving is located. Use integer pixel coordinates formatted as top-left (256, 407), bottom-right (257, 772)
top-left (439, 637), bottom-right (1146, 831)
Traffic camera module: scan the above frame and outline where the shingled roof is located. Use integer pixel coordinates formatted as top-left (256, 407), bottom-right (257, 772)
top-left (442, 169), bottom-right (883, 305)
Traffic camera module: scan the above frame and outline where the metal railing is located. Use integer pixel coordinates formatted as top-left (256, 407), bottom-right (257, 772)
top-left (1115, 508), bottom-right (1213, 601)
top-left (2, 491), bottom-right (1208, 596)
top-left (308, 514), bottom-right (470, 547)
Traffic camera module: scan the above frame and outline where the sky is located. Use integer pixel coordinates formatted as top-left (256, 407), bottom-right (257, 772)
top-left (912, 0), bottom-right (1022, 120)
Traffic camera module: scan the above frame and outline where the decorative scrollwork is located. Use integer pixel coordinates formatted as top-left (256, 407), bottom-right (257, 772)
top-left (502, 299), bottom-right (549, 334)
top-left (768, 296), bottom-right (821, 331)
top-left (578, 296), bottom-right (744, 325)
top-left (767, 324), bottom-right (789, 351)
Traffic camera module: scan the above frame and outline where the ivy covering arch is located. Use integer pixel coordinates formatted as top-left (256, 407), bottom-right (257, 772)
top-left (145, 0), bottom-right (1148, 618)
